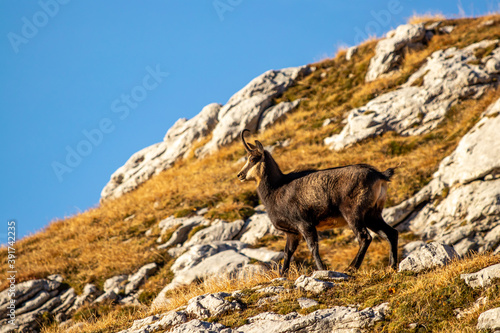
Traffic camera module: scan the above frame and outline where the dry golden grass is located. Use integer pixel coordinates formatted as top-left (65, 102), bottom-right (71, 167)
top-left (407, 11), bottom-right (446, 24)
top-left (1, 15), bottom-right (500, 333)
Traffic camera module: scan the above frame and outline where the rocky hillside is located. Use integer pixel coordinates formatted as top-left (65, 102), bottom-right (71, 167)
top-left (1, 15), bottom-right (500, 333)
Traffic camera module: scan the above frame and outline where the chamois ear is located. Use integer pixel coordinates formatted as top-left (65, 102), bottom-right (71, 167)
top-left (247, 142), bottom-right (257, 150)
top-left (255, 140), bottom-right (264, 153)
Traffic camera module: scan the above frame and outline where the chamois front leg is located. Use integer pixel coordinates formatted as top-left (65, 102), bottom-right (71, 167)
top-left (300, 224), bottom-right (326, 271)
top-left (281, 233), bottom-right (301, 276)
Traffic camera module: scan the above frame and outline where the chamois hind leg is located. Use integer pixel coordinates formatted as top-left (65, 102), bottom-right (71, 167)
top-left (341, 205), bottom-right (372, 272)
top-left (365, 211), bottom-right (399, 269)
top-left (281, 233), bottom-right (301, 276)
top-left (300, 224), bottom-right (326, 271)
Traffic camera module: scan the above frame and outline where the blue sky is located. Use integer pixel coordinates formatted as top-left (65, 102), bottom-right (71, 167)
top-left (0, 1), bottom-right (497, 243)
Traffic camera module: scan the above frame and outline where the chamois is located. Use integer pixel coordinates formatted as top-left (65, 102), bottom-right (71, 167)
top-left (237, 129), bottom-right (398, 275)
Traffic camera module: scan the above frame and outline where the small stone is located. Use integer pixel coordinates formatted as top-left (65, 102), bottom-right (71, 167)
top-left (295, 275), bottom-right (335, 293)
top-left (255, 286), bottom-right (285, 294)
top-left (311, 270), bottom-right (350, 282)
top-left (297, 297), bottom-right (319, 309)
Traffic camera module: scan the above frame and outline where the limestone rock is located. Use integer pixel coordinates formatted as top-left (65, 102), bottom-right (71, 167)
top-left (103, 274), bottom-right (128, 294)
top-left (383, 97), bottom-right (500, 255)
top-left (326, 40), bottom-right (500, 151)
top-left (170, 250), bottom-right (250, 290)
top-left (240, 248), bottom-right (284, 263)
top-left (0, 278), bottom-right (61, 318)
top-left (16, 290), bottom-right (53, 315)
top-left (460, 263), bottom-right (500, 288)
top-left (169, 319), bottom-right (231, 333)
top-left (197, 66), bottom-right (310, 156)
top-left (255, 286), bottom-right (285, 294)
top-left (171, 241), bottom-right (248, 275)
top-left (311, 270), bottom-right (351, 282)
top-left (186, 292), bottom-right (242, 319)
top-left (477, 307), bottom-right (500, 331)
top-left (183, 220), bottom-right (245, 248)
top-left (238, 212), bottom-right (283, 245)
top-left (70, 284), bottom-right (101, 311)
top-left (295, 275), bottom-right (335, 293)
top-left (236, 303), bottom-right (389, 332)
top-left (118, 311), bottom-right (187, 333)
top-left (125, 263), bottom-right (158, 294)
top-left (297, 297), bottom-right (319, 309)
top-left (258, 99), bottom-right (302, 131)
top-left (398, 242), bottom-right (459, 273)
top-left (153, 242), bottom-right (249, 307)
top-left (93, 290), bottom-right (119, 304)
top-left (101, 103), bottom-right (221, 200)
top-left (346, 46), bottom-right (358, 61)
top-left (366, 24), bottom-right (426, 82)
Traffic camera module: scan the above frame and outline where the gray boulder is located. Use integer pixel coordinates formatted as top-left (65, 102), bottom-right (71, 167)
top-left (365, 24), bottom-right (427, 82)
top-left (398, 242), bottom-right (459, 273)
top-left (297, 297), bottom-right (319, 309)
top-left (240, 248), bottom-right (284, 263)
top-left (101, 103), bottom-right (221, 200)
top-left (460, 263), bottom-right (500, 288)
top-left (326, 40), bottom-right (500, 151)
top-left (118, 311), bottom-right (187, 333)
top-left (477, 307), bottom-right (500, 331)
top-left (295, 275), bottom-right (335, 293)
top-left (153, 241), bottom-right (249, 307)
top-left (258, 99), bottom-right (302, 131)
top-left (238, 212), bottom-right (283, 245)
top-left (124, 262), bottom-right (158, 294)
top-left (170, 250), bottom-right (250, 292)
top-left (93, 290), bottom-right (119, 304)
top-left (186, 292), bottom-right (242, 319)
top-left (103, 274), bottom-right (128, 294)
top-left (183, 220), bottom-right (245, 248)
top-left (70, 284), bottom-right (101, 312)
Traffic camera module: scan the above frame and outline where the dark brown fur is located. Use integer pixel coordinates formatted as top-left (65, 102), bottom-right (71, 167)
top-left (237, 130), bottom-right (398, 274)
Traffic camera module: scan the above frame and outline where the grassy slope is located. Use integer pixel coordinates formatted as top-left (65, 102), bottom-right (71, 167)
top-left (1, 14), bottom-right (499, 333)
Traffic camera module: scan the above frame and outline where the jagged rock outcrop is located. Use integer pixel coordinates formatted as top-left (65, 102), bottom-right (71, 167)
top-left (325, 39), bottom-right (500, 151)
top-left (398, 242), bottom-right (459, 273)
top-left (365, 23), bottom-right (427, 82)
top-left (197, 66), bottom-right (310, 157)
top-left (0, 262), bottom-right (163, 332)
top-left (101, 103), bottom-right (222, 200)
top-left (384, 96), bottom-right (500, 256)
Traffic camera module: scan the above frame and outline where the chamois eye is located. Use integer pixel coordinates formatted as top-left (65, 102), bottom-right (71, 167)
top-left (251, 156), bottom-right (260, 163)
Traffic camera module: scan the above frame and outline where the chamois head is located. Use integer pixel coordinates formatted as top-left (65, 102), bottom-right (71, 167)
top-left (237, 129), bottom-right (265, 182)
